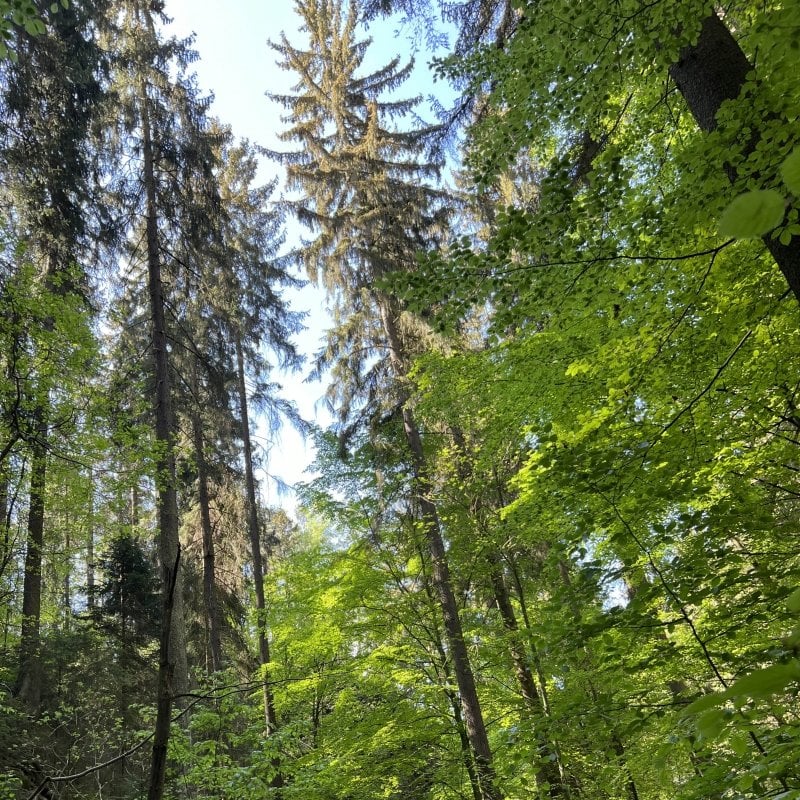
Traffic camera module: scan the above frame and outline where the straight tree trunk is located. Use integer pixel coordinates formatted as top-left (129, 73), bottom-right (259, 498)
top-left (235, 334), bottom-right (281, 748)
top-left (0, 473), bottom-right (11, 585)
top-left (414, 539), bottom-right (485, 800)
top-left (131, 483), bottom-right (140, 531)
top-left (192, 411), bottom-right (222, 673)
top-left (14, 414), bottom-right (47, 711)
top-left (668, 11), bottom-right (800, 301)
top-left (379, 301), bottom-right (502, 800)
top-left (140, 62), bottom-right (186, 800)
top-left (63, 519), bottom-right (71, 631)
top-left (191, 360), bottom-right (222, 673)
top-left (86, 468), bottom-right (95, 613)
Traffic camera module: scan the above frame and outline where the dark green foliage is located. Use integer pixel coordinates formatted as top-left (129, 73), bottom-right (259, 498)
top-left (96, 535), bottom-right (160, 643)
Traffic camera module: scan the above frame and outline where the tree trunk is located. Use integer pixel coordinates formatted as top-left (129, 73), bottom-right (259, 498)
top-left (140, 59), bottom-right (186, 800)
top-left (556, 558), bottom-right (639, 800)
top-left (63, 519), bottom-right (71, 631)
top-left (14, 414), bottom-right (47, 712)
top-left (412, 535), bottom-right (488, 800)
top-left (487, 551), bottom-right (568, 798)
top-left (191, 360), bottom-right (222, 673)
top-left (668, 11), bottom-right (800, 302)
top-left (379, 300), bottom-right (502, 800)
top-left (235, 333), bottom-right (282, 786)
top-left (86, 468), bottom-right (95, 613)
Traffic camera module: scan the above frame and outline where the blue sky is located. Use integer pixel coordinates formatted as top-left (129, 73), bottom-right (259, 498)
top-left (165, 1), bottom-right (325, 510)
top-left (163, 1), bottom-right (452, 513)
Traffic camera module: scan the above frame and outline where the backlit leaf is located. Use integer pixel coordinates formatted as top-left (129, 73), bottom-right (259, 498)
top-left (719, 190), bottom-right (785, 238)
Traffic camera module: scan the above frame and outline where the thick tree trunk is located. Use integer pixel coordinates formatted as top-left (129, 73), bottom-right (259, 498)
top-left (191, 360), bottom-right (222, 673)
top-left (15, 415), bottom-right (47, 711)
top-left (235, 333), bottom-right (282, 783)
top-left (140, 67), bottom-right (186, 800)
top-left (379, 301), bottom-right (502, 800)
top-left (668, 11), bottom-right (800, 302)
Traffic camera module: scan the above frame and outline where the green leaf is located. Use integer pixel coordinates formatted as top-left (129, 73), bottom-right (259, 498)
top-left (789, 588), bottom-right (800, 613)
top-left (730, 734), bottom-right (750, 757)
top-left (719, 190), bottom-right (785, 238)
top-left (722, 661), bottom-right (800, 701)
top-left (685, 692), bottom-right (725, 715)
top-left (696, 708), bottom-right (726, 741)
top-left (781, 148), bottom-right (800, 196)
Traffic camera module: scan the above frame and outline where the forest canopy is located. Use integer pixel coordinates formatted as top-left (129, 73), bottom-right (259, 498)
top-left (0, 1), bottom-right (799, 800)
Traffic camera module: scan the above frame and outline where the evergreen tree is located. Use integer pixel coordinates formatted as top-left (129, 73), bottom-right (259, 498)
top-left (269, 3), bottom-right (503, 797)
top-left (0, 0), bottom-right (109, 711)
top-left (215, 136), bottom-right (302, 735)
top-left (102, 0), bottom-right (220, 793)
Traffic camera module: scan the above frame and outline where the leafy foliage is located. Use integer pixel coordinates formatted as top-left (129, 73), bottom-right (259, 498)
top-left (2, 1), bottom-right (800, 799)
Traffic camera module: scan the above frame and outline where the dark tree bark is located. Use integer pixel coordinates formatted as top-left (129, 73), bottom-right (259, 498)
top-left (86, 468), bottom-right (95, 613)
top-left (669, 11), bottom-right (800, 302)
top-left (63, 520), bottom-right (71, 631)
top-left (140, 65), bottom-right (185, 800)
top-left (415, 538), bottom-right (487, 800)
top-left (14, 416), bottom-right (47, 711)
top-left (191, 357), bottom-right (222, 673)
top-left (192, 409), bottom-right (223, 673)
top-left (235, 332), bottom-right (282, 788)
top-left (380, 301), bottom-right (502, 800)
top-left (487, 551), bottom-right (568, 797)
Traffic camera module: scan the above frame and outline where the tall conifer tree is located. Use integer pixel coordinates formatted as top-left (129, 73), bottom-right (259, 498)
top-left (103, 0), bottom-right (219, 792)
top-left (269, 3), bottom-right (501, 797)
top-left (0, 0), bottom-right (109, 711)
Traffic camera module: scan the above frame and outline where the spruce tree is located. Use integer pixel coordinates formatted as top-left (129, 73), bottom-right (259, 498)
top-left (102, 0), bottom-right (220, 793)
top-left (214, 135), bottom-right (302, 744)
top-left (269, 3), bottom-right (502, 797)
top-left (0, 0), bottom-right (109, 711)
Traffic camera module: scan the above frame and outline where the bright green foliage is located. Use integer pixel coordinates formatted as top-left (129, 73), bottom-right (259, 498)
top-left (782, 148), bottom-right (800, 196)
top-left (4, 0), bottom-right (800, 798)
top-left (719, 190), bottom-right (785, 238)
top-left (0, 1), bottom-right (65, 58)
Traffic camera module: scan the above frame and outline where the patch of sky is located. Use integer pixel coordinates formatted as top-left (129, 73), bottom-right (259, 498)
top-left (162, 1), bottom-right (458, 517)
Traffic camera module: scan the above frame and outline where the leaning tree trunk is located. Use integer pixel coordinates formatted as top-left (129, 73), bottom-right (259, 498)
top-left (486, 550), bottom-right (568, 798)
top-left (140, 70), bottom-right (186, 800)
top-left (379, 300), bottom-right (502, 800)
top-left (235, 333), bottom-right (282, 786)
top-left (413, 538), bottom-right (486, 800)
top-left (668, 11), bottom-right (800, 302)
